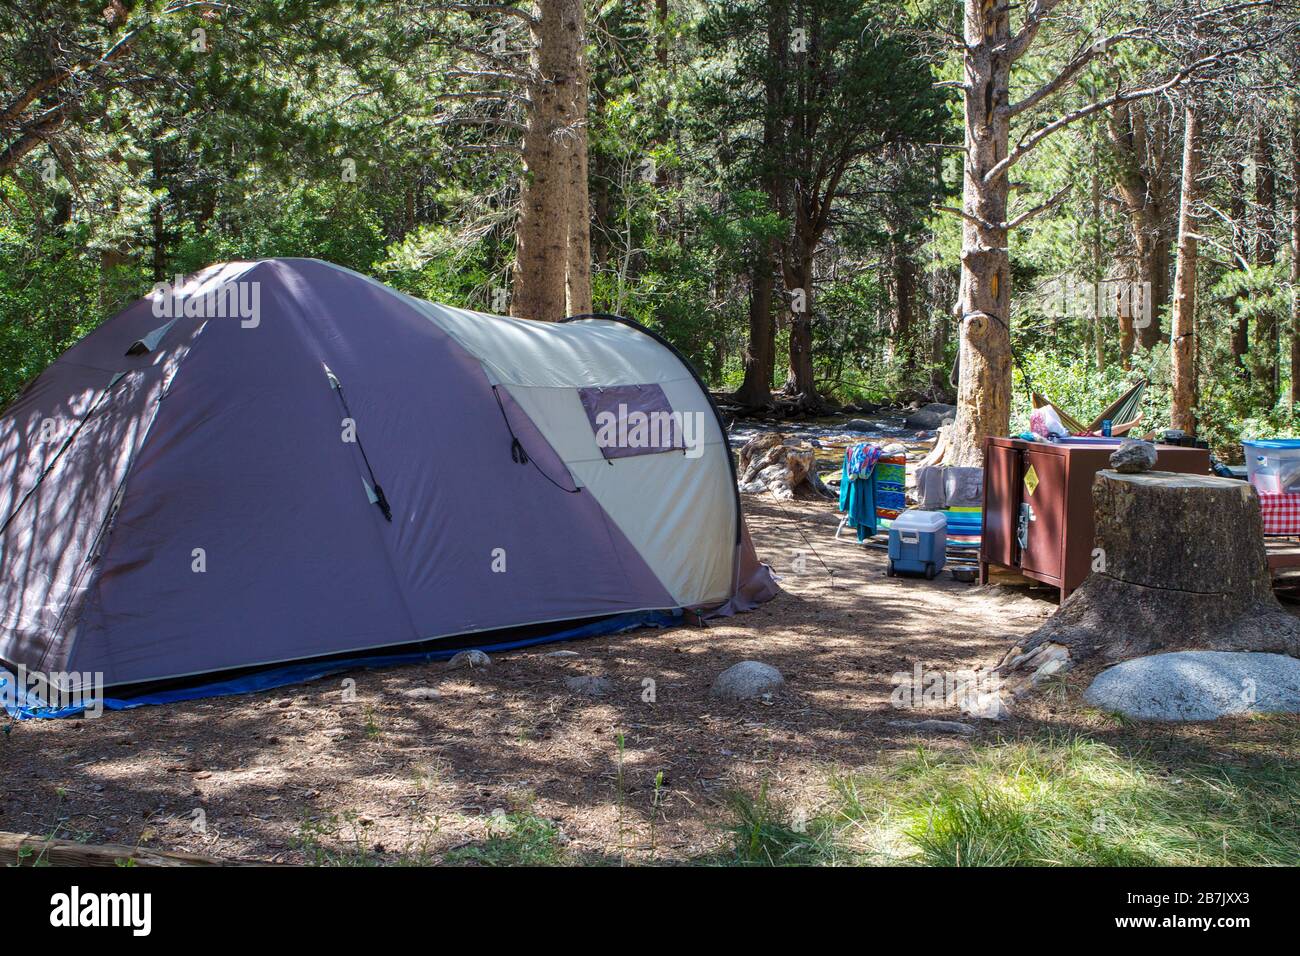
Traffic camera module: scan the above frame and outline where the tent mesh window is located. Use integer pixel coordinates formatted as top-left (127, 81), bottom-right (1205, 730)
top-left (578, 384), bottom-right (685, 461)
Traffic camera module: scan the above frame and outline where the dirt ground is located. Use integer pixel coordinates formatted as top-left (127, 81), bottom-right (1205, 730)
top-left (3, 492), bottom-right (1298, 864)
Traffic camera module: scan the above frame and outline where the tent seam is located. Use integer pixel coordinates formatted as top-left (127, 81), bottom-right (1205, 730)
top-left (62, 319), bottom-right (216, 676)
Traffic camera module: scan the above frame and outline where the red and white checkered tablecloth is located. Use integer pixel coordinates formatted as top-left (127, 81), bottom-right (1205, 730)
top-left (1259, 492), bottom-right (1300, 535)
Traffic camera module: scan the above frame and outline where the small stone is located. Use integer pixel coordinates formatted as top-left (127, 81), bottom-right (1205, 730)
top-left (887, 719), bottom-right (976, 736)
top-left (1030, 657), bottom-right (1068, 685)
top-left (399, 687), bottom-right (441, 700)
top-left (545, 650), bottom-right (580, 658)
top-left (446, 649), bottom-right (491, 671)
top-left (1109, 438), bottom-right (1157, 473)
top-left (710, 661), bottom-right (784, 700)
top-left (564, 675), bottom-right (612, 697)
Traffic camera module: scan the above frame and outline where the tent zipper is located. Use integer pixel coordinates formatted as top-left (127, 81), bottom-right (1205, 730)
top-left (324, 364), bottom-right (393, 522)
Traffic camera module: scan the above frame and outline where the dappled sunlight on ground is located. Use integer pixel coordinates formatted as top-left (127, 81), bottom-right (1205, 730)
top-left (3, 494), bottom-right (1297, 864)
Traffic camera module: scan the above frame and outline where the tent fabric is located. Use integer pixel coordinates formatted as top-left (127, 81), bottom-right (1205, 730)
top-left (0, 258), bottom-right (776, 695)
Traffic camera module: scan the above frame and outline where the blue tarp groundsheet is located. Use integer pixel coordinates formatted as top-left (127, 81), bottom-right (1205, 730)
top-left (1, 610), bottom-right (678, 720)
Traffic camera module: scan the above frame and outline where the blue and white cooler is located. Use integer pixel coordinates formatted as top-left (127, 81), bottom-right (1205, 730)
top-left (887, 509), bottom-right (947, 580)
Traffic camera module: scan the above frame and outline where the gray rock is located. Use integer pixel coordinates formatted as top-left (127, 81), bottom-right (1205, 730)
top-left (710, 661), bottom-right (784, 700)
top-left (564, 675), bottom-right (612, 697)
top-left (887, 719), bottom-right (976, 735)
top-left (544, 649), bottom-right (580, 658)
top-left (446, 649), bottom-right (491, 671)
top-left (842, 418), bottom-right (873, 432)
top-left (1084, 650), bottom-right (1300, 721)
top-left (904, 403), bottom-right (957, 430)
top-left (399, 687), bottom-right (441, 700)
top-left (1109, 438), bottom-right (1157, 473)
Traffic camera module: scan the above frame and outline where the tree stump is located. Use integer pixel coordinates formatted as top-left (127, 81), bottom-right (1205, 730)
top-left (737, 433), bottom-right (835, 501)
top-left (998, 471), bottom-right (1300, 691)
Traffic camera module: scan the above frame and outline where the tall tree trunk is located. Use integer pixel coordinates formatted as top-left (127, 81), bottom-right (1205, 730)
top-left (1107, 103), bottom-right (1172, 353)
top-left (928, 238), bottom-right (951, 398)
top-left (1230, 158), bottom-right (1250, 371)
top-left (930, 305), bottom-right (950, 397)
top-left (736, 1), bottom-right (785, 408)
top-left (1290, 110), bottom-right (1300, 407)
top-left (1170, 103), bottom-right (1201, 434)
top-left (1117, 307), bottom-right (1136, 369)
top-left (151, 143), bottom-right (167, 282)
top-left (1254, 124), bottom-right (1278, 404)
top-left (564, 2), bottom-right (592, 317)
top-left (1127, 207), bottom-right (1168, 350)
top-left (894, 243), bottom-right (917, 374)
top-left (512, 0), bottom-right (586, 322)
top-left (784, 241), bottom-right (817, 406)
top-left (1090, 154), bottom-right (1107, 372)
top-left (736, 240), bottom-right (777, 407)
top-left (948, 0), bottom-right (1012, 466)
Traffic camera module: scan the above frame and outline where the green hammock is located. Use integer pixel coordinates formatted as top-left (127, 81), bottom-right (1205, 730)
top-left (1032, 379), bottom-right (1147, 436)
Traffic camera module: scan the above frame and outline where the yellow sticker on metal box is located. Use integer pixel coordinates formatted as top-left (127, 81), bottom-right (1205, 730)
top-left (1024, 464), bottom-right (1039, 496)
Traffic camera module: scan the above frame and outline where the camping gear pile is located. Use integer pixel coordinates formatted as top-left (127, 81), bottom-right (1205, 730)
top-left (835, 440), bottom-right (980, 581)
top-left (1243, 438), bottom-right (1300, 536)
top-left (913, 463), bottom-right (983, 553)
top-left (0, 258), bottom-right (778, 710)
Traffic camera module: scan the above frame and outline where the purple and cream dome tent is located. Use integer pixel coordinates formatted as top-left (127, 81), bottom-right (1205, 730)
top-left (0, 258), bottom-right (776, 707)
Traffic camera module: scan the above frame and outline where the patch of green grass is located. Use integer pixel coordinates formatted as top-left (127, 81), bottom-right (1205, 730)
top-left (444, 813), bottom-right (566, 866)
top-left (720, 783), bottom-right (843, 866)
top-left (362, 706), bottom-right (381, 740)
top-left (827, 735), bottom-right (1300, 866)
top-left (293, 811), bottom-right (378, 866)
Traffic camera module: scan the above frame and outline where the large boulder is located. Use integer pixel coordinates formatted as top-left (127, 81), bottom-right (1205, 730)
top-left (1084, 651), bottom-right (1300, 721)
top-left (903, 403), bottom-right (957, 430)
top-left (710, 661), bottom-right (784, 700)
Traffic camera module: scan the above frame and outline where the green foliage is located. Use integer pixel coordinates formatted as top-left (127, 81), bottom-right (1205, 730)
top-left (722, 783), bottom-right (838, 866)
top-left (443, 813), bottom-right (566, 867)
top-left (1, 0), bottom-right (1294, 435)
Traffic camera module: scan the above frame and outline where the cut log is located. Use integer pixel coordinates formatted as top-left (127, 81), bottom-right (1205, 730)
top-left (737, 432), bottom-right (835, 501)
top-left (0, 830), bottom-right (265, 866)
top-left (998, 471), bottom-right (1300, 690)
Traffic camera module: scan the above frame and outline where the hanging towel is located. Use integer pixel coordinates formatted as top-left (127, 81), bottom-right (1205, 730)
top-left (839, 442), bottom-right (885, 541)
top-left (839, 456), bottom-right (878, 541)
